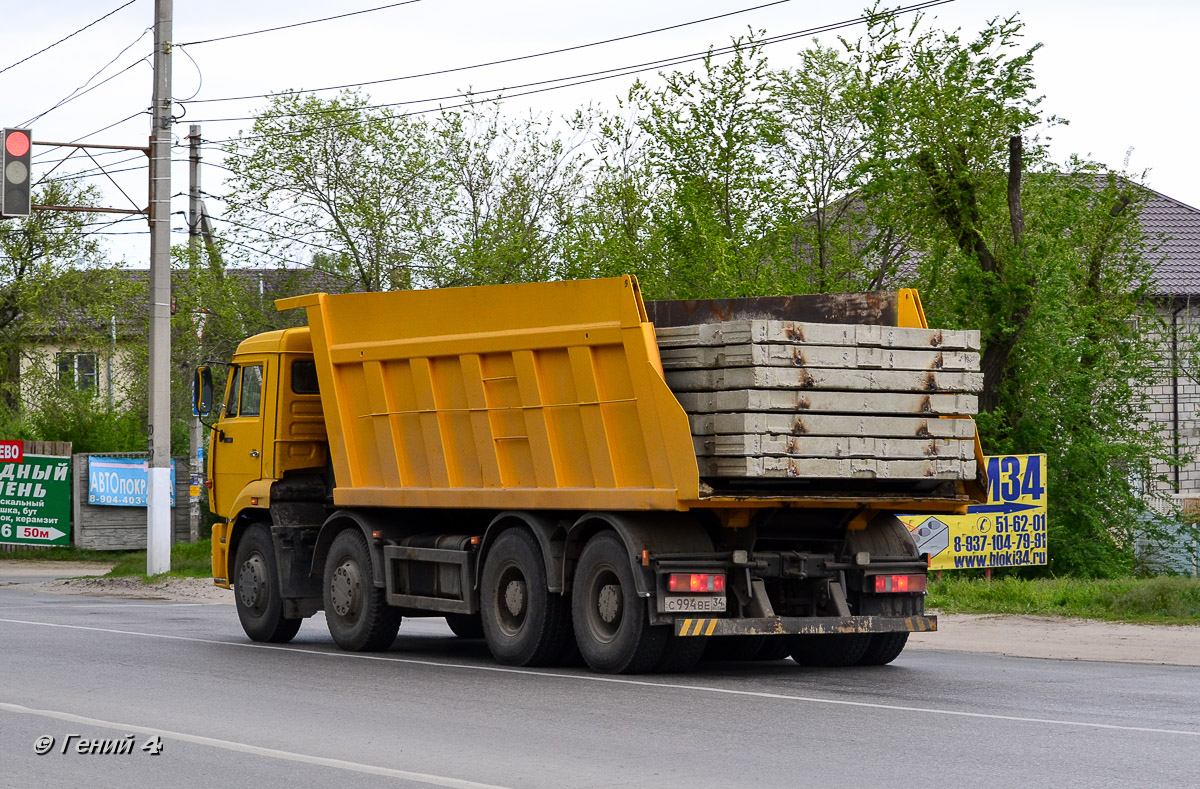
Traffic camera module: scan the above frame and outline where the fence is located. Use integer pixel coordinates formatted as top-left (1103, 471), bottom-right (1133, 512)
top-left (72, 453), bottom-right (190, 550)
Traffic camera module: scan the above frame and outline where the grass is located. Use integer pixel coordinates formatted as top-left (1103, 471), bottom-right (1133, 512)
top-left (105, 539), bottom-right (213, 580)
top-left (928, 575), bottom-right (1200, 624)
top-left (3, 540), bottom-right (212, 580)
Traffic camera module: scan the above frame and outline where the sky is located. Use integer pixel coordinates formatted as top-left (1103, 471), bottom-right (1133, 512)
top-left (3, 0), bottom-right (1197, 267)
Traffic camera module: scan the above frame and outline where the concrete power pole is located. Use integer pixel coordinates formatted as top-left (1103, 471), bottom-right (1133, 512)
top-left (147, 0), bottom-right (173, 575)
top-left (188, 124), bottom-right (202, 544)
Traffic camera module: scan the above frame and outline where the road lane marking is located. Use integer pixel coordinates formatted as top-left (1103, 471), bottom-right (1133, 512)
top-left (0, 701), bottom-right (514, 789)
top-left (2, 616), bottom-right (1198, 738)
top-left (0, 602), bottom-right (212, 609)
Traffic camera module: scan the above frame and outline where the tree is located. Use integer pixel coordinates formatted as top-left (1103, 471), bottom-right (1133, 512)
top-left (629, 37), bottom-right (791, 298)
top-left (847, 11), bottom-right (1171, 574)
top-left (223, 91), bottom-right (449, 292)
top-left (0, 180), bottom-right (131, 410)
top-left (432, 102), bottom-right (588, 287)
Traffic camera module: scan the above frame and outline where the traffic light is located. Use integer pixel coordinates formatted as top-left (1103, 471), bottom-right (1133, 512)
top-left (2, 128), bottom-right (32, 218)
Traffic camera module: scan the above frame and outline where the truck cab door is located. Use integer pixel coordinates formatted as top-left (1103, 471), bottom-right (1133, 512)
top-left (212, 359), bottom-right (268, 517)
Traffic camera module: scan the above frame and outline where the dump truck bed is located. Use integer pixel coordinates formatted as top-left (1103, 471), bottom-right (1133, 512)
top-left (278, 277), bottom-right (983, 514)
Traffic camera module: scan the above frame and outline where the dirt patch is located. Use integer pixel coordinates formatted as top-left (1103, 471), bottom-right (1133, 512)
top-left (20, 575), bottom-right (234, 604)
top-left (0, 561), bottom-right (114, 579)
top-left (910, 612), bottom-right (1200, 667)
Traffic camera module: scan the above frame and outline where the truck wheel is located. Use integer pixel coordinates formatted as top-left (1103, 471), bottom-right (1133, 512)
top-left (480, 529), bottom-right (569, 666)
top-left (655, 635), bottom-right (707, 673)
top-left (445, 613), bottom-right (485, 639)
top-left (323, 529), bottom-right (401, 651)
top-left (849, 515), bottom-right (924, 666)
top-left (572, 532), bottom-right (667, 674)
top-left (234, 523), bottom-right (302, 643)
top-left (857, 593), bottom-right (922, 665)
top-left (858, 632), bottom-right (910, 665)
top-left (788, 634), bottom-right (871, 667)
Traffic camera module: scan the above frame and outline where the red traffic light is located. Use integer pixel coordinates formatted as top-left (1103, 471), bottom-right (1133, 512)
top-left (4, 130), bottom-right (29, 157)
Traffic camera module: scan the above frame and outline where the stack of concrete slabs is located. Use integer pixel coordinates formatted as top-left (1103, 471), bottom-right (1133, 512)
top-left (656, 319), bottom-right (982, 480)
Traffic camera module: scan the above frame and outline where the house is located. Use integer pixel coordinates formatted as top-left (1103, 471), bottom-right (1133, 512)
top-left (1139, 189), bottom-right (1200, 573)
top-left (22, 266), bottom-right (352, 409)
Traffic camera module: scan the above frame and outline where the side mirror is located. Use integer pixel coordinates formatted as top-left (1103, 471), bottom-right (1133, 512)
top-left (194, 365), bottom-right (213, 418)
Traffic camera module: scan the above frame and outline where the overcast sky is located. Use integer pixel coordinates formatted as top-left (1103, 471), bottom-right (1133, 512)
top-left (4, 0), bottom-right (1197, 267)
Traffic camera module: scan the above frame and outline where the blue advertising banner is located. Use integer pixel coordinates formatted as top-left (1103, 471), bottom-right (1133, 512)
top-left (88, 457), bottom-right (176, 507)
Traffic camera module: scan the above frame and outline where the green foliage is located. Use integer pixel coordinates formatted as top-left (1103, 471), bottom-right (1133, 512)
top-left (223, 93), bottom-right (587, 291)
top-left (0, 387), bottom-right (143, 453)
top-left (629, 37), bottom-right (792, 298)
top-left (928, 575), bottom-right (1200, 622)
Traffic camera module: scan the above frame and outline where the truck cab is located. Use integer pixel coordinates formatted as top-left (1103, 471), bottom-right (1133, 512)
top-left (207, 327), bottom-right (327, 586)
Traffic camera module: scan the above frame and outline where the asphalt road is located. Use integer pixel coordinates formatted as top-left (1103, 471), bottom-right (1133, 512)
top-left (1, 584), bottom-right (1197, 789)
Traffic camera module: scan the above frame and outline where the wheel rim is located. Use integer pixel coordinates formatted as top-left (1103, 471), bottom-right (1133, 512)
top-left (495, 562), bottom-right (528, 636)
top-left (584, 565), bottom-right (623, 644)
top-left (330, 559), bottom-right (363, 620)
top-left (238, 553), bottom-right (268, 614)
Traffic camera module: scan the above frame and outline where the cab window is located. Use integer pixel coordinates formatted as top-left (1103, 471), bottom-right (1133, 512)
top-left (292, 360), bottom-right (319, 394)
top-left (225, 367), bottom-right (241, 417)
top-left (239, 366), bottom-right (263, 417)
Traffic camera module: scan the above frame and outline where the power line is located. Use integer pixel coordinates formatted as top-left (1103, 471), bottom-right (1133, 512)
top-left (176, 0), bottom-right (427, 47)
top-left (207, 214), bottom-right (345, 255)
top-left (23, 32), bottom-right (152, 126)
top-left (197, 1), bottom-right (955, 147)
top-left (32, 111), bottom-right (150, 163)
top-left (183, 0), bottom-right (795, 105)
top-left (0, 0), bottom-right (140, 78)
top-left (213, 237), bottom-right (356, 282)
top-left (51, 162), bottom-right (150, 185)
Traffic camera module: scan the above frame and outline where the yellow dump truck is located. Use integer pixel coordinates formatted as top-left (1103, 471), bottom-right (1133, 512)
top-left (196, 276), bottom-right (985, 674)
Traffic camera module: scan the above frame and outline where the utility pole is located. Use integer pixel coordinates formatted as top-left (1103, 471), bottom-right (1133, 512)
top-left (147, 0), bottom-right (173, 575)
top-left (188, 123), bottom-right (202, 544)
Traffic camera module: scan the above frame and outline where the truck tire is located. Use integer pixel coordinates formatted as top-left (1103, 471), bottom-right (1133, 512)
top-left (445, 613), bottom-right (485, 639)
top-left (234, 523), bottom-right (302, 643)
top-left (323, 529), bottom-right (401, 651)
top-left (857, 593), bottom-right (922, 665)
top-left (850, 515), bottom-right (924, 666)
top-left (788, 633), bottom-right (871, 667)
top-left (480, 529), bottom-right (570, 666)
top-left (572, 531), bottom-right (667, 674)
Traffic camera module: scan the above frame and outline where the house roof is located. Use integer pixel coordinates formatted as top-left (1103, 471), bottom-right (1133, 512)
top-left (1142, 188), bottom-right (1200, 298)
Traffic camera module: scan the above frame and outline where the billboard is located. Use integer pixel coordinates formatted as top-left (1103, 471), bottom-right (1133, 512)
top-left (900, 454), bottom-right (1047, 571)
top-left (88, 457), bottom-right (176, 507)
top-left (0, 450), bottom-right (72, 547)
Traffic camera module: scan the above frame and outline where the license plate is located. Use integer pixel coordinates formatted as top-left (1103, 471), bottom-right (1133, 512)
top-left (662, 595), bottom-right (727, 613)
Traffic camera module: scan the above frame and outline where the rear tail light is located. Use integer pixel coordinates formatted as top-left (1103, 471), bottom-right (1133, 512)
top-left (668, 573), bottom-right (726, 593)
top-left (873, 574), bottom-right (927, 593)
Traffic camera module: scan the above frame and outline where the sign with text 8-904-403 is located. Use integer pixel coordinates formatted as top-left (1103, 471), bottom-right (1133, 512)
top-left (88, 457), bottom-right (176, 507)
top-left (0, 453), bottom-right (72, 547)
top-left (899, 454), bottom-right (1048, 571)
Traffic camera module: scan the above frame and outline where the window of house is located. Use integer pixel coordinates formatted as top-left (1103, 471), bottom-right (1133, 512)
top-left (57, 352), bottom-right (97, 391)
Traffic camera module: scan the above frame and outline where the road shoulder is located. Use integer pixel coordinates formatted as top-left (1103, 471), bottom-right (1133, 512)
top-left (910, 612), bottom-right (1200, 667)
